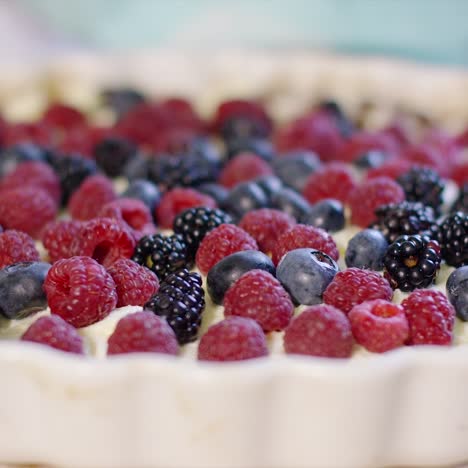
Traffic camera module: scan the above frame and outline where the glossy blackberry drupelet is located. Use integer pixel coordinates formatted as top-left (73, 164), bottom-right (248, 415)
top-left (383, 234), bottom-right (441, 291)
top-left (132, 233), bottom-right (190, 281)
top-left (430, 212), bottom-right (468, 267)
top-left (145, 269), bottom-right (205, 344)
top-left (94, 137), bottom-right (137, 178)
top-left (173, 207), bottom-right (233, 260)
top-left (370, 201), bottom-right (436, 243)
top-left (396, 167), bottom-right (444, 213)
top-left (451, 183), bottom-right (468, 213)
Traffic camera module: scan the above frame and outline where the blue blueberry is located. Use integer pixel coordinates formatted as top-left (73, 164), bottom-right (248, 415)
top-left (345, 229), bottom-right (389, 270)
top-left (272, 151), bottom-right (321, 192)
top-left (222, 182), bottom-right (268, 221)
top-left (0, 143), bottom-right (47, 177)
top-left (276, 248), bottom-right (338, 305)
top-left (271, 187), bottom-right (311, 221)
top-left (122, 155), bottom-right (151, 181)
top-left (191, 137), bottom-right (225, 168)
top-left (254, 175), bottom-right (283, 202)
top-left (122, 179), bottom-right (161, 212)
top-left (225, 137), bottom-right (274, 161)
top-left (353, 150), bottom-right (388, 169)
top-left (0, 262), bottom-right (51, 319)
top-left (447, 266), bottom-right (468, 321)
top-left (302, 199), bottom-right (345, 232)
top-left (207, 250), bottom-right (275, 304)
top-left (196, 183), bottom-right (229, 206)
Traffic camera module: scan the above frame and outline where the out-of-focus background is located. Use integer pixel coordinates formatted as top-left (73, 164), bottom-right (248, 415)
top-left (1, 0), bottom-right (467, 67)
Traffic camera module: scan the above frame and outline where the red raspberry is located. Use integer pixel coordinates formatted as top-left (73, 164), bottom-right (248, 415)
top-left (348, 176), bottom-right (405, 227)
top-left (380, 122), bottom-right (410, 148)
top-left (68, 174), bottom-right (117, 220)
top-left (4, 122), bottom-right (52, 147)
top-left (224, 270), bottom-right (294, 332)
top-left (160, 97), bottom-right (204, 132)
top-left (0, 187), bottom-right (57, 239)
top-left (449, 161), bottom-right (468, 187)
top-left (0, 161), bottom-right (61, 204)
top-left (338, 131), bottom-right (397, 162)
top-left (401, 289), bottom-right (455, 346)
top-left (218, 152), bottom-right (273, 188)
top-left (366, 158), bottom-right (413, 181)
top-left (239, 208), bottom-right (296, 253)
top-left (271, 224), bottom-right (339, 265)
top-left (44, 256), bottom-right (117, 328)
top-left (107, 258), bottom-right (159, 307)
top-left (284, 304), bottom-right (353, 358)
top-left (56, 124), bottom-right (98, 157)
top-left (348, 299), bottom-right (409, 353)
top-left (21, 315), bottom-right (84, 354)
top-left (198, 316), bottom-right (268, 361)
top-left (0, 230), bottom-right (40, 269)
top-left (42, 103), bottom-right (86, 131)
top-left (302, 162), bottom-right (357, 205)
top-left (323, 267), bottom-right (393, 314)
top-left (195, 224), bottom-right (258, 275)
top-left (42, 220), bottom-right (82, 263)
top-left (403, 143), bottom-right (448, 177)
top-left (456, 127), bottom-right (468, 148)
top-left (156, 188), bottom-right (216, 229)
top-left (107, 311), bottom-right (179, 355)
top-left (73, 217), bottom-right (136, 268)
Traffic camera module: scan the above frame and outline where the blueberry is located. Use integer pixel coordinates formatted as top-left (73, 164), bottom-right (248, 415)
top-left (276, 248), bottom-right (338, 305)
top-left (122, 155), bottom-right (151, 181)
top-left (94, 137), bottom-right (137, 178)
top-left (254, 175), bottom-right (283, 201)
top-left (122, 179), bottom-right (161, 212)
top-left (196, 183), bottom-right (229, 206)
top-left (0, 262), bottom-right (51, 319)
top-left (0, 143), bottom-right (47, 177)
top-left (302, 199), bottom-right (345, 232)
top-left (225, 137), bottom-right (274, 161)
top-left (222, 182), bottom-right (268, 221)
top-left (101, 87), bottom-right (146, 117)
top-left (345, 229), bottom-right (389, 271)
top-left (207, 250), bottom-right (275, 304)
top-left (353, 150), bottom-right (387, 169)
top-left (272, 151), bottom-right (321, 192)
top-left (447, 266), bottom-right (468, 321)
top-left (271, 187), bottom-right (310, 221)
top-left (221, 118), bottom-right (270, 141)
top-left (191, 138), bottom-right (225, 168)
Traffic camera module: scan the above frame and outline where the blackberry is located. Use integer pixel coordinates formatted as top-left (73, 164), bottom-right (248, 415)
top-left (370, 201), bottom-right (435, 243)
top-left (145, 269), bottom-right (205, 344)
top-left (173, 207), bottom-right (232, 260)
top-left (132, 233), bottom-right (191, 281)
top-left (430, 212), bottom-right (468, 267)
top-left (93, 137), bottom-right (137, 178)
top-left (383, 234), bottom-right (441, 291)
top-left (451, 183), bottom-right (468, 213)
top-left (397, 167), bottom-right (444, 213)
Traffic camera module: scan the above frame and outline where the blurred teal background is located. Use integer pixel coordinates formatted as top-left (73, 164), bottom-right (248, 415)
top-left (22, 0), bottom-right (468, 66)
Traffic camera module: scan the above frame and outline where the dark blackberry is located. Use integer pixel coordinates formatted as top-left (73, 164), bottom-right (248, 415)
top-left (430, 212), bottom-right (468, 267)
top-left (50, 154), bottom-right (97, 205)
top-left (451, 183), bottom-right (468, 213)
top-left (173, 207), bottom-right (233, 260)
top-left (397, 167), bottom-right (444, 213)
top-left (93, 137), bottom-right (137, 178)
top-left (132, 233), bottom-right (191, 281)
top-left (145, 269), bottom-right (205, 344)
top-left (383, 234), bottom-right (441, 291)
top-left (370, 201), bottom-right (436, 243)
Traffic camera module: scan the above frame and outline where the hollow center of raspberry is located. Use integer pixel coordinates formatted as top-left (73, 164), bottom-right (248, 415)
top-left (372, 302), bottom-right (400, 318)
top-left (92, 242), bottom-right (113, 264)
top-left (404, 256), bottom-right (418, 268)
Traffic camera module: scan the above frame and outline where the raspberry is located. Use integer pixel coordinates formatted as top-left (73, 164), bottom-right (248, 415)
top-left (348, 299), bottom-right (409, 353)
top-left (42, 103), bottom-right (86, 131)
top-left (4, 122), bottom-right (52, 147)
top-left (302, 162), bottom-right (357, 204)
top-left (271, 224), bottom-right (339, 265)
top-left (107, 258), bottom-right (159, 307)
top-left (339, 131), bottom-right (397, 162)
top-left (366, 158), bottom-right (413, 181)
top-left (218, 152), bottom-right (273, 188)
top-left (107, 311), bottom-right (179, 355)
top-left (41, 220), bottom-right (82, 263)
top-left (450, 161), bottom-right (468, 187)
top-left (283, 304), bottom-right (353, 358)
top-left (348, 176), bottom-right (405, 227)
top-left (68, 174), bottom-right (117, 221)
top-left (239, 208), bottom-right (296, 253)
top-left (402, 289), bottom-right (455, 346)
top-left (195, 224), bottom-right (258, 275)
top-left (21, 315), bottom-right (84, 354)
top-left (403, 144), bottom-right (448, 177)
top-left (155, 188), bottom-right (216, 229)
top-left (198, 317), bottom-right (268, 361)
top-left (0, 230), bottom-right (40, 269)
top-left (0, 187), bottom-right (57, 239)
top-left (44, 256), bottom-right (117, 327)
top-left (0, 161), bottom-right (61, 204)
top-left (73, 217), bottom-right (136, 268)
top-left (224, 270), bottom-right (294, 332)
top-left (323, 267), bottom-right (393, 314)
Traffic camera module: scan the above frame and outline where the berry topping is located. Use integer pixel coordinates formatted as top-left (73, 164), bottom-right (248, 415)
top-left (198, 316), bottom-right (268, 362)
top-left (451, 183), bottom-right (468, 214)
top-left (348, 299), bottom-right (409, 353)
top-left (366, 158), bottom-right (413, 181)
top-left (270, 187), bottom-right (311, 221)
top-left (402, 289), bottom-right (455, 346)
top-left (219, 152), bottom-right (273, 188)
top-left (94, 137), bottom-right (137, 178)
top-left (345, 229), bottom-right (388, 271)
top-left (302, 199), bottom-right (345, 232)
top-left (44, 256), bottom-right (117, 328)
top-left (222, 181), bottom-right (268, 221)
top-left (42, 103), bottom-right (86, 130)
top-left (122, 179), bottom-right (161, 212)
top-left (323, 267), bottom-right (393, 314)
top-left (41, 220), bottom-right (82, 263)
top-left (447, 266), bottom-right (468, 321)
top-left (271, 224), bottom-right (339, 265)
top-left (146, 269), bottom-right (205, 344)
top-left (107, 311), bottom-right (179, 356)
top-left (21, 315), bottom-right (84, 354)
top-left (0, 230), bottom-right (39, 269)
top-left (0, 143), bottom-right (49, 178)
top-left (284, 305), bottom-right (353, 358)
